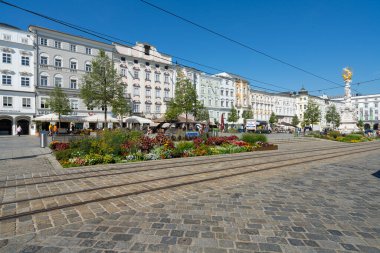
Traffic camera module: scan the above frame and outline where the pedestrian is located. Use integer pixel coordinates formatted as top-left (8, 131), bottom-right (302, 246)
top-left (16, 125), bottom-right (22, 136)
top-left (48, 123), bottom-right (53, 136)
top-left (53, 124), bottom-right (58, 135)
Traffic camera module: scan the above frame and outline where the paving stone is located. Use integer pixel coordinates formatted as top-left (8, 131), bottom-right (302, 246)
top-left (76, 232), bottom-right (99, 239)
top-left (18, 245), bottom-right (43, 253)
top-left (160, 236), bottom-right (177, 245)
top-left (235, 242), bottom-right (259, 251)
top-left (111, 234), bottom-right (133, 241)
top-left (34, 247), bottom-right (63, 253)
top-left (288, 238), bottom-right (305, 246)
top-left (259, 242), bottom-right (282, 252)
top-left (93, 241), bottom-right (116, 249)
top-left (340, 243), bottom-right (358, 251)
top-left (177, 237), bottom-right (192, 245)
top-left (170, 230), bottom-right (184, 237)
top-left (129, 242), bottom-right (147, 251)
top-left (356, 245), bottom-right (380, 253)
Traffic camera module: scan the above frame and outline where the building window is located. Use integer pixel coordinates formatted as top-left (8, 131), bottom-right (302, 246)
top-left (226, 101), bottom-right (229, 107)
top-left (2, 75), bottom-right (11, 85)
top-left (155, 73), bottom-right (160, 82)
top-left (134, 70), bottom-right (139, 79)
top-left (209, 99), bottom-right (212, 106)
top-left (21, 56), bottom-right (30, 66)
top-left (226, 90), bottom-right (229, 96)
top-left (39, 37), bottom-right (47, 46)
top-left (70, 79), bottom-right (77, 89)
top-left (21, 77), bottom-right (30, 87)
top-left (221, 101), bottom-right (224, 107)
top-left (54, 41), bottom-right (61, 49)
top-left (164, 90), bottom-right (169, 98)
top-left (121, 57), bottom-right (126, 62)
top-left (40, 75), bottom-right (48, 86)
top-left (86, 48), bottom-right (92, 55)
top-left (40, 56), bottom-right (48, 65)
top-left (70, 44), bottom-right (76, 52)
top-left (70, 60), bottom-right (77, 70)
top-left (40, 98), bottom-right (49, 108)
top-left (133, 87), bottom-right (140, 96)
top-left (55, 58), bottom-right (62, 67)
top-left (133, 103), bottom-right (140, 113)
top-left (221, 90), bottom-right (224, 96)
top-left (22, 98), bottom-right (31, 108)
top-left (155, 89), bottom-right (160, 98)
top-left (121, 68), bottom-right (126, 76)
top-left (145, 71), bottom-right (150, 81)
top-left (230, 91), bottom-right (233, 97)
top-left (85, 63), bottom-right (92, 72)
top-left (54, 77), bottom-right (62, 87)
top-left (70, 100), bottom-right (79, 110)
top-left (164, 74), bottom-right (169, 83)
top-left (3, 96), bottom-right (12, 107)
top-left (146, 89), bottom-right (151, 97)
top-left (146, 104), bottom-right (151, 113)
top-left (2, 53), bottom-right (11, 63)
top-left (156, 105), bottom-right (161, 113)
top-left (3, 34), bottom-right (11, 41)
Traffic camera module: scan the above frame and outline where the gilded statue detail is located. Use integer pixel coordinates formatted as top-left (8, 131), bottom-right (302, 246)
top-left (342, 67), bottom-right (353, 82)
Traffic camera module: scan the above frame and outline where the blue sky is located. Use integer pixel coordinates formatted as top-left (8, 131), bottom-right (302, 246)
top-left (2, 0), bottom-right (379, 96)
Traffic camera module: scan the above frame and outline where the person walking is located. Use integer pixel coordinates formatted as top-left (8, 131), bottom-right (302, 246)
top-left (48, 123), bottom-right (53, 136)
top-left (53, 124), bottom-right (58, 136)
top-left (16, 125), bottom-right (22, 137)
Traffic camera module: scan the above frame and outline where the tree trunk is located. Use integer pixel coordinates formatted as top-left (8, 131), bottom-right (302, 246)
top-left (185, 113), bottom-right (188, 132)
top-left (104, 105), bottom-right (107, 129)
top-left (58, 113), bottom-right (61, 128)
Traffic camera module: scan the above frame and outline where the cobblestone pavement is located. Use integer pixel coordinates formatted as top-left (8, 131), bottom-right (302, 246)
top-left (0, 136), bottom-right (59, 177)
top-left (0, 142), bottom-right (379, 253)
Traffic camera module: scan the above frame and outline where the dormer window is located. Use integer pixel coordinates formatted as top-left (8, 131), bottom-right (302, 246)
top-left (121, 57), bottom-right (126, 62)
top-left (144, 45), bottom-right (150, 55)
top-left (134, 59), bottom-right (138, 64)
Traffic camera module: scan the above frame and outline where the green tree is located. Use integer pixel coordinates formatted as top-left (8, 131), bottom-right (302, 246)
top-left (242, 107), bottom-right (253, 122)
top-left (304, 100), bottom-right (321, 130)
top-left (81, 50), bottom-right (125, 127)
top-left (196, 106), bottom-right (210, 122)
top-left (269, 112), bottom-right (278, 126)
top-left (325, 104), bottom-right (341, 129)
top-left (112, 95), bottom-right (131, 127)
top-left (227, 107), bottom-right (239, 125)
top-left (357, 119), bottom-right (364, 130)
top-left (47, 86), bottom-right (72, 128)
top-left (291, 114), bottom-right (300, 126)
top-left (165, 69), bottom-right (200, 130)
top-left (165, 100), bottom-right (182, 122)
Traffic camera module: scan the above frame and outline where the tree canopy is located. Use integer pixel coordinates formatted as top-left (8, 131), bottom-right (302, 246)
top-left (242, 108), bottom-right (253, 120)
top-left (227, 107), bottom-right (239, 124)
top-left (325, 104), bottom-right (341, 129)
top-left (47, 86), bottom-right (72, 128)
top-left (303, 100), bottom-right (321, 130)
top-left (269, 112), bottom-right (278, 125)
top-left (165, 69), bottom-right (202, 129)
top-left (291, 114), bottom-right (300, 127)
top-left (81, 50), bottom-right (125, 127)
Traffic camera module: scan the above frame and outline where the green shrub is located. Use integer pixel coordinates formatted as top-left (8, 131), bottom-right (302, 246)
top-left (241, 133), bottom-right (267, 144)
top-left (127, 130), bottom-right (143, 142)
top-left (328, 131), bottom-right (341, 139)
top-left (342, 134), bottom-right (363, 142)
top-left (228, 128), bottom-right (238, 133)
top-left (175, 141), bottom-right (195, 152)
top-left (54, 149), bottom-right (73, 161)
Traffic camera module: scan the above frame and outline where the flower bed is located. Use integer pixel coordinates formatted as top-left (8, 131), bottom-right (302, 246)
top-left (49, 130), bottom-right (277, 168)
top-left (309, 131), bottom-right (376, 143)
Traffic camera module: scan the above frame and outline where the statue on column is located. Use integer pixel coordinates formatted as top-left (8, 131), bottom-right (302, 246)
top-left (339, 67), bottom-right (358, 134)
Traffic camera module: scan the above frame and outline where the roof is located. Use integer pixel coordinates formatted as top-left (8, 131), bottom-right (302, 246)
top-left (28, 25), bottom-right (113, 49)
top-left (0, 23), bottom-right (21, 30)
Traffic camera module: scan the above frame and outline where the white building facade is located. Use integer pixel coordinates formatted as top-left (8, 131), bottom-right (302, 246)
top-left (332, 94), bottom-right (380, 130)
top-left (29, 25), bottom-right (114, 130)
top-left (113, 43), bottom-right (175, 120)
top-left (0, 23), bottom-right (36, 135)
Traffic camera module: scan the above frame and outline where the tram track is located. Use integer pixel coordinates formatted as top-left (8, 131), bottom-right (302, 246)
top-left (0, 141), bottom-right (372, 189)
top-left (0, 143), bottom-right (378, 222)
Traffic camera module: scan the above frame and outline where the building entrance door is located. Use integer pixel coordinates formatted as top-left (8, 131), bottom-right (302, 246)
top-left (0, 119), bottom-right (12, 135)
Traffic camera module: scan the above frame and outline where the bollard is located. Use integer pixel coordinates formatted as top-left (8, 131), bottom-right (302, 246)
top-left (40, 133), bottom-right (48, 148)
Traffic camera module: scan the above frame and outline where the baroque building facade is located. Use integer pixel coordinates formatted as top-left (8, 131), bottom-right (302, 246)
top-left (113, 43), bottom-right (175, 120)
top-left (0, 23), bottom-right (35, 135)
top-left (331, 93), bottom-right (380, 130)
top-left (28, 25), bottom-right (114, 130)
